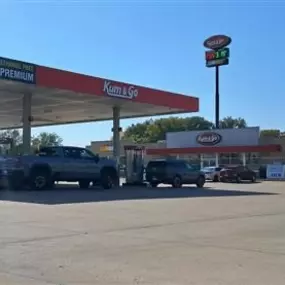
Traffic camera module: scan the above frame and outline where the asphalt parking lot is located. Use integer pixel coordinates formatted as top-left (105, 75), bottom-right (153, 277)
top-left (0, 181), bottom-right (285, 285)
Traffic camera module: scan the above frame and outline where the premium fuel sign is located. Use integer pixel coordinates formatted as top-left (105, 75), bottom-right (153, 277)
top-left (0, 57), bottom-right (36, 84)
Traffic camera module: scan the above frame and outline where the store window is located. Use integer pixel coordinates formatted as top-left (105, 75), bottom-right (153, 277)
top-left (246, 153), bottom-right (259, 165)
top-left (219, 153), bottom-right (243, 166)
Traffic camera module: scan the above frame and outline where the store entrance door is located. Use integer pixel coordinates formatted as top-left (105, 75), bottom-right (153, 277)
top-left (201, 154), bottom-right (217, 169)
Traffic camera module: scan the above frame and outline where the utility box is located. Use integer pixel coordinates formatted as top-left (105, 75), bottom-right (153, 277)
top-left (123, 145), bottom-right (146, 186)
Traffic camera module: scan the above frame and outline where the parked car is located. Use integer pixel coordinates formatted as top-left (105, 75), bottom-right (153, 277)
top-left (145, 159), bottom-right (205, 188)
top-left (7, 146), bottom-right (118, 190)
top-left (220, 165), bottom-right (257, 183)
top-left (201, 166), bottom-right (223, 182)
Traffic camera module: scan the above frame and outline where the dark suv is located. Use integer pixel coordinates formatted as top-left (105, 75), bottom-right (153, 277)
top-left (145, 159), bottom-right (205, 188)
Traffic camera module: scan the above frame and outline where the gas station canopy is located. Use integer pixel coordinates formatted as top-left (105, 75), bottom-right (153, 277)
top-left (0, 56), bottom-right (199, 129)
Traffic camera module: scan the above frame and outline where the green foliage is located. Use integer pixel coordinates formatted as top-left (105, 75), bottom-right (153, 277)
top-left (0, 130), bottom-right (63, 155)
top-left (123, 116), bottom-right (250, 143)
top-left (0, 129), bottom-right (22, 145)
top-left (31, 132), bottom-right (63, 148)
top-left (123, 116), bottom-right (215, 143)
top-left (260, 129), bottom-right (280, 138)
top-left (219, 116), bottom-right (247, 129)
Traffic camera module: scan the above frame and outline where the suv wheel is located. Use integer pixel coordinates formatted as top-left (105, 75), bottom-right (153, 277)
top-left (172, 175), bottom-right (182, 188)
top-left (251, 174), bottom-right (256, 183)
top-left (196, 175), bottom-right (205, 188)
top-left (79, 180), bottom-right (90, 189)
top-left (29, 168), bottom-right (51, 190)
top-left (101, 168), bottom-right (118, 189)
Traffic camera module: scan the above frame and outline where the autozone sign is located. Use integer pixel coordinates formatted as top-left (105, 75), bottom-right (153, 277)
top-left (103, 80), bottom-right (138, 99)
top-left (196, 132), bottom-right (222, 146)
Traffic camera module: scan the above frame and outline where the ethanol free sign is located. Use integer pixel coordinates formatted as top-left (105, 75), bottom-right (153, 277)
top-left (0, 57), bottom-right (36, 84)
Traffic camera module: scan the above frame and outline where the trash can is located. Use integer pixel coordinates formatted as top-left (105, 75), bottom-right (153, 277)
top-left (123, 146), bottom-right (147, 186)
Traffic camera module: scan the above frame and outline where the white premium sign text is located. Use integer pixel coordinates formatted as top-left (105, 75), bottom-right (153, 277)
top-left (0, 57), bottom-right (36, 84)
top-left (0, 68), bottom-right (34, 83)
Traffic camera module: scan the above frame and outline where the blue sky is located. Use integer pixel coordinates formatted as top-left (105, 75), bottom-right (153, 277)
top-left (1, 0), bottom-right (285, 146)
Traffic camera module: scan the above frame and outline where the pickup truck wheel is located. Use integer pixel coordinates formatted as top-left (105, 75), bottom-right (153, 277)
top-left (79, 180), bottom-right (90, 189)
top-left (101, 168), bottom-right (118, 189)
top-left (29, 168), bottom-right (51, 190)
top-left (196, 175), bottom-right (205, 188)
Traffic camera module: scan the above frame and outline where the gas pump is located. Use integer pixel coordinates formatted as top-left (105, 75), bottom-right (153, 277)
top-left (123, 145), bottom-right (147, 186)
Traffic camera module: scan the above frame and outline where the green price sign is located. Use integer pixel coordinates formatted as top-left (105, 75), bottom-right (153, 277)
top-left (205, 48), bottom-right (230, 61)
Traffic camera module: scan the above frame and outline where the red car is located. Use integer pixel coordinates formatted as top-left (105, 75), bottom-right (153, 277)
top-left (220, 166), bottom-right (257, 183)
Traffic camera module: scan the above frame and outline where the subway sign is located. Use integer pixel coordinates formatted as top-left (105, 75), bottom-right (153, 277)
top-left (0, 57), bottom-right (36, 84)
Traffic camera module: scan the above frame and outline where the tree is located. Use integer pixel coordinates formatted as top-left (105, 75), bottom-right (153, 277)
top-left (122, 116), bottom-right (214, 143)
top-left (219, 116), bottom-right (247, 129)
top-left (0, 129), bottom-right (22, 145)
top-left (260, 129), bottom-right (280, 138)
top-left (0, 130), bottom-right (63, 154)
top-left (32, 132), bottom-right (63, 148)
top-left (0, 129), bottom-right (23, 155)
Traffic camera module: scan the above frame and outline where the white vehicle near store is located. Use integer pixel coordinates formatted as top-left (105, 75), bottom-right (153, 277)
top-left (201, 166), bottom-right (223, 182)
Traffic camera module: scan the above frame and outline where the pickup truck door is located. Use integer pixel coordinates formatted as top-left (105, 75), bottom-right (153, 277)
top-left (62, 147), bottom-right (84, 180)
top-left (78, 149), bottom-right (100, 180)
top-left (64, 147), bottom-right (100, 180)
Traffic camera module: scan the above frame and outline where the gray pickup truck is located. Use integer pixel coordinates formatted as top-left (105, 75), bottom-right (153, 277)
top-left (8, 146), bottom-right (118, 190)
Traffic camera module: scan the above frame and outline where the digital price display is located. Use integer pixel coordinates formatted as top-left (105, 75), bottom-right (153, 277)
top-left (205, 48), bottom-right (230, 61)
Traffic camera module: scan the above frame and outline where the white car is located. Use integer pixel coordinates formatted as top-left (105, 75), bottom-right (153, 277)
top-left (201, 166), bottom-right (223, 182)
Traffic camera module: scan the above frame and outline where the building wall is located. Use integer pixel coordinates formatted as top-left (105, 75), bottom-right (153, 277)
top-left (259, 135), bottom-right (285, 163)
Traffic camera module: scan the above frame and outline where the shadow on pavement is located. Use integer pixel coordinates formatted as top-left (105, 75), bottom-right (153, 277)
top-left (0, 184), bottom-right (277, 205)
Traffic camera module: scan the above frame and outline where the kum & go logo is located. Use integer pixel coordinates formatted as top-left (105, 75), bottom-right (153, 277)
top-left (103, 80), bottom-right (138, 99)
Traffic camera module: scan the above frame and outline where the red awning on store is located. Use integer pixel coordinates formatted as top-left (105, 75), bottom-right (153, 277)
top-left (146, 144), bottom-right (282, 155)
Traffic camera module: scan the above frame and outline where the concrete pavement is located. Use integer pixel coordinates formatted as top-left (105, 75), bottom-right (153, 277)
top-left (0, 181), bottom-right (285, 284)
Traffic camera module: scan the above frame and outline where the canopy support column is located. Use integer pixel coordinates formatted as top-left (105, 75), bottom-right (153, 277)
top-left (215, 153), bottom-right (219, 167)
top-left (22, 93), bottom-right (32, 155)
top-left (242, 152), bottom-right (246, 166)
top-left (112, 106), bottom-right (121, 186)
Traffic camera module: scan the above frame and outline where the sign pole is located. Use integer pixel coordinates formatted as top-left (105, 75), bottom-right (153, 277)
top-left (203, 34), bottom-right (231, 130)
top-left (215, 65), bottom-right (220, 129)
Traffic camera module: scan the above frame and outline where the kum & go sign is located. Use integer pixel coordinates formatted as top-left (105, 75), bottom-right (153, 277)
top-left (103, 80), bottom-right (138, 100)
top-left (0, 57), bottom-right (36, 84)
